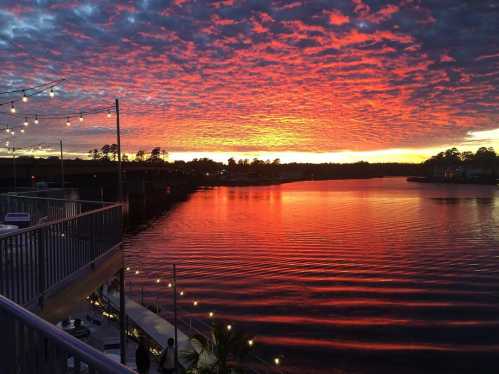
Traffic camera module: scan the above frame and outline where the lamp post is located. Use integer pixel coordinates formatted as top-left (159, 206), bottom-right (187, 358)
top-left (173, 264), bottom-right (178, 374)
top-left (11, 135), bottom-right (16, 193)
top-left (115, 98), bottom-right (123, 202)
top-left (60, 139), bottom-right (65, 189)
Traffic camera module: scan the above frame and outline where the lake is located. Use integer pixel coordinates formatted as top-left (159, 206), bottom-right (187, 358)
top-left (124, 177), bottom-right (499, 373)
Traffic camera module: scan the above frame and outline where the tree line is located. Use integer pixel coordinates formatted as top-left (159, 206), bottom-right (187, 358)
top-left (424, 147), bottom-right (498, 169)
top-left (88, 145), bottom-right (168, 163)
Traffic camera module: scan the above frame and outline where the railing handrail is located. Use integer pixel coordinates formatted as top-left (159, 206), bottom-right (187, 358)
top-left (0, 294), bottom-right (135, 374)
top-left (2, 192), bottom-right (117, 206)
top-left (0, 202), bottom-right (123, 239)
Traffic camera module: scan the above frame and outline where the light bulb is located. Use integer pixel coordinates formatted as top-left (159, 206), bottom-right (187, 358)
top-left (135, 270), bottom-right (140, 275)
top-left (226, 324), bottom-right (232, 331)
top-left (248, 339), bottom-right (254, 346)
top-left (66, 118), bottom-right (71, 127)
top-left (126, 267), bottom-right (130, 271)
top-left (5, 129), bottom-right (9, 133)
top-left (274, 358), bottom-right (280, 365)
top-left (156, 278), bottom-right (161, 284)
top-left (34, 115), bottom-right (39, 125)
top-left (193, 300), bottom-right (198, 306)
top-left (24, 118), bottom-right (28, 127)
top-left (20, 129), bottom-right (25, 133)
top-left (10, 102), bottom-right (15, 113)
top-left (79, 113), bottom-right (84, 122)
top-left (209, 312), bottom-right (214, 318)
top-left (49, 88), bottom-right (55, 98)
top-left (168, 283), bottom-right (172, 288)
top-left (5, 141), bottom-right (9, 147)
top-left (22, 91), bottom-right (28, 102)
top-left (179, 291), bottom-right (184, 296)
top-left (107, 111), bottom-right (112, 118)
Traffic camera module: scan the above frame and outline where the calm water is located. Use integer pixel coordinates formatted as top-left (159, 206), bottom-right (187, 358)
top-left (124, 178), bottom-right (499, 373)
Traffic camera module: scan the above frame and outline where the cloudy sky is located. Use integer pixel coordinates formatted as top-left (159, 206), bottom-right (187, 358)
top-left (0, 0), bottom-right (498, 162)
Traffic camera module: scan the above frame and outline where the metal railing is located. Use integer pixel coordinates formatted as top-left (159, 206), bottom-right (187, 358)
top-left (0, 193), bottom-right (113, 225)
top-left (0, 294), bottom-right (135, 374)
top-left (0, 202), bottom-right (122, 306)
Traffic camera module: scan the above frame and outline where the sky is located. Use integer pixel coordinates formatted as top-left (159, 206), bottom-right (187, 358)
top-left (0, 0), bottom-right (498, 163)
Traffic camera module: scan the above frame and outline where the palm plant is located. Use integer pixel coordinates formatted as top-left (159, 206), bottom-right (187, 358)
top-left (182, 322), bottom-right (253, 374)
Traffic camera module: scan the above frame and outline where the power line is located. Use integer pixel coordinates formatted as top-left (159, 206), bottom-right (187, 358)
top-left (0, 78), bottom-right (65, 96)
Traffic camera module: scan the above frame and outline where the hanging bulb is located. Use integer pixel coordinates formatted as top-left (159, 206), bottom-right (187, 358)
top-left (5, 128), bottom-right (9, 133)
top-left (5, 141), bottom-right (9, 147)
top-left (66, 117), bottom-right (71, 127)
top-left (11, 131), bottom-right (15, 136)
top-left (10, 102), bottom-right (16, 113)
top-left (24, 117), bottom-right (29, 127)
top-left (49, 88), bottom-right (55, 98)
top-left (34, 115), bottom-right (39, 125)
top-left (22, 91), bottom-right (28, 103)
top-left (20, 129), bottom-right (25, 133)
top-left (79, 113), bottom-right (84, 122)
top-left (107, 110), bottom-right (112, 118)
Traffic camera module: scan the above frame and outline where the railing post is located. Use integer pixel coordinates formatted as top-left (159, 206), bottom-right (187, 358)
top-left (37, 228), bottom-right (46, 309)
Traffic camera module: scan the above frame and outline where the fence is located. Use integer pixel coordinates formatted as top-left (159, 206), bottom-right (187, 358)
top-left (0, 202), bottom-right (122, 306)
top-left (0, 192), bottom-right (112, 225)
top-left (0, 294), bottom-right (135, 374)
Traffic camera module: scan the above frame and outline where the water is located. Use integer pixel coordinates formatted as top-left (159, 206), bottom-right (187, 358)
top-left (124, 178), bottom-right (499, 373)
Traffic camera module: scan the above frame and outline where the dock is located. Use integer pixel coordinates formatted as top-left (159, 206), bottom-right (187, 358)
top-left (105, 290), bottom-right (193, 369)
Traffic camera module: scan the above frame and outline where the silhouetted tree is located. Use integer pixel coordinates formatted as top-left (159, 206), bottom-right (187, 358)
top-left (88, 149), bottom-right (101, 160)
top-left (101, 144), bottom-right (111, 161)
top-left (149, 147), bottom-right (161, 162)
top-left (110, 144), bottom-right (118, 161)
top-left (135, 150), bottom-right (145, 162)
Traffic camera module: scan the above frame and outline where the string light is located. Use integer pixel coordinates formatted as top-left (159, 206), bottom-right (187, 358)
top-left (23, 117), bottom-right (28, 127)
top-left (49, 88), bottom-right (55, 98)
top-left (20, 129), bottom-right (25, 133)
top-left (10, 102), bottom-right (15, 113)
top-left (66, 117), bottom-right (71, 127)
top-left (34, 115), bottom-right (39, 125)
top-left (5, 128), bottom-right (9, 133)
top-left (107, 110), bottom-right (112, 118)
top-left (135, 270), bottom-right (140, 275)
top-left (5, 141), bottom-right (9, 147)
top-left (121, 265), bottom-right (284, 372)
top-left (79, 113), bottom-right (84, 122)
top-left (22, 91), bottom-right (28, 103)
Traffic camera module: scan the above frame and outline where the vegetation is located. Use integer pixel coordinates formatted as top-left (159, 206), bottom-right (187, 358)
top-left (424, 147), bottom-right (498, 169)
top-left (182, 323), bottom-right (253, 374)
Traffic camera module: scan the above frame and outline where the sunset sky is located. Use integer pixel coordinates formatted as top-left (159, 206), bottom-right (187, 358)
top-left (0, 0), bottom-right (498, 163)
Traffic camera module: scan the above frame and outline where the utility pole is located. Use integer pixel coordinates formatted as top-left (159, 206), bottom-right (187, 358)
top-left (173, 264), bottom-right (178, 374)
top-left (115, 98), bottom-right (123, 202)
top-left (60, 139), bottom-right (65, 189)
top-left (119, 267), bottom-right (126, 365)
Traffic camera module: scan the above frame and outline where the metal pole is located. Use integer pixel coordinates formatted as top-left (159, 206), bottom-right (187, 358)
top-left (119, 267), bottom-right (127, 365)
top-left (60, 139), bottom-right (65, 189)
top-left (12, 140), bottom-right (16, 193)
top-left (173, 264), bottom-right (178, 374)
top-left (115, 98), bottom-right (123, 202)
